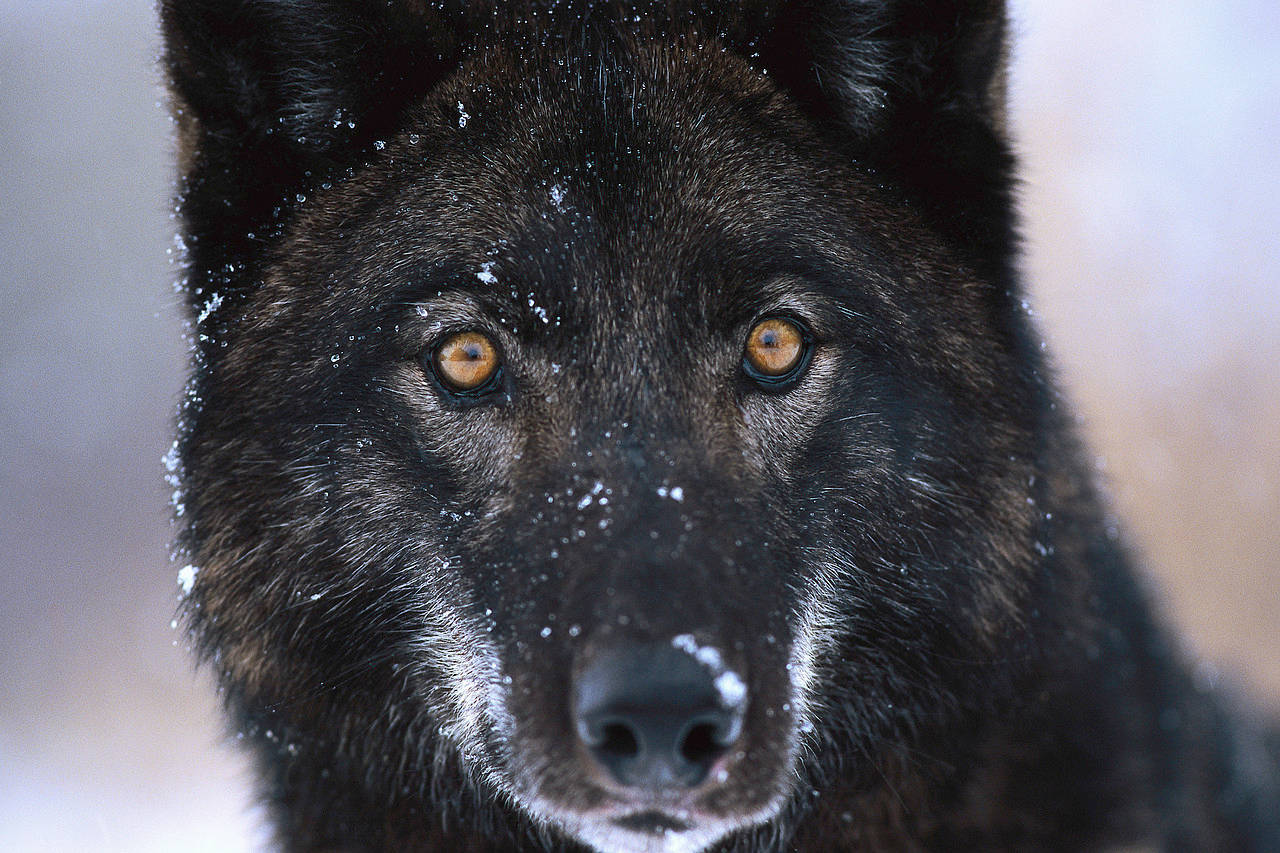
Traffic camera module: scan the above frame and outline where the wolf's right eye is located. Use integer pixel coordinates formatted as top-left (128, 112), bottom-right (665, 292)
top-left (429, 331), bottom-right (502, 395)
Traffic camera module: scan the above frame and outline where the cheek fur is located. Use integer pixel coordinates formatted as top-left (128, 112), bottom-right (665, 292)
top-left (735, 347), bottom-right (841, 483)
top-left (387, 362), bottom-right (522, 502)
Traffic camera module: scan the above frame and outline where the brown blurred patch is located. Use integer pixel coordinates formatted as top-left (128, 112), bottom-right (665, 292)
top-left (1013, 0), bottom-right (1280, 709)
top-left (1074, 355), bottom-right (1280, 704)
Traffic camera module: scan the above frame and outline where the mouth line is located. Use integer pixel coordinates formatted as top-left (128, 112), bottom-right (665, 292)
top-left (610, 809), bottom-right (693, 834)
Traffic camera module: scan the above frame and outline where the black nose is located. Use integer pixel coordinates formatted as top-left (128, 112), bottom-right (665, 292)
top-left (572, 640), bottom-right (746, 790)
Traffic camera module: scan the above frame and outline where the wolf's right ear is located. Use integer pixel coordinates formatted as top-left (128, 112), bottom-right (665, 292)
top-left (161, 0), bottom-right (462, 159)
top-left (161, 1), bottom-right (473, 320)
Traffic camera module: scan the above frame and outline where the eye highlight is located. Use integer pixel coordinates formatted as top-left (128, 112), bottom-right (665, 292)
top-left (430, 331), bottom-right (501, 394)
top-left (743, 317), bottom-right (810, 385)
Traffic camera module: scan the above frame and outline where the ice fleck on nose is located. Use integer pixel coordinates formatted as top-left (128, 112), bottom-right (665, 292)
top-left (714, 670), bottom-right (747, 707)
top-left (671, 634), bottom-right (746, 710)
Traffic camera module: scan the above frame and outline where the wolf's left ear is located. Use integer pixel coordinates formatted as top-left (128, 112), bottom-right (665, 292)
top-left (161, 0), bottom-right (460, 159)
top-left (757, 0), bottom-right (1012, 268)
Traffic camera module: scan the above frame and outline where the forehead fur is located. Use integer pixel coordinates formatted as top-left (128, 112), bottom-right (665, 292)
top-left (279, 35), bottom-right (940, 306)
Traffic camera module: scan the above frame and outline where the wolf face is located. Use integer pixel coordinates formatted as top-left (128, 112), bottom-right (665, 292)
top-left (162, 3), bottom-right (1191, 852)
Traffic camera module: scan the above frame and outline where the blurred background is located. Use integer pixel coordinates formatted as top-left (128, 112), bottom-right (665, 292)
top-left (0, 0), bottom-right (1276, 848)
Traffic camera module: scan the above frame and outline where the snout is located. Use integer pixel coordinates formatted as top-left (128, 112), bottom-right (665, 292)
top-left (572, 639), bottom-right (746, 791)
top-left (480, 489), bottom-right (801, 847)
top-left (493, 621), bottom-right (797, 853)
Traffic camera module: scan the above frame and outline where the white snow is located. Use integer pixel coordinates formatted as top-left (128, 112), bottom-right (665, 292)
top-left (161, 440), bottom-right (180, 474)
top-left (714, 670), bottom-right (747, 707)
top-left (670, 634), bottom-right (746, 709)
top-left (476, 261), bottom-right (497, 285)
top-left (657, 485), bottom-right (684, 502)
top-left (672, 634), bottom-right (722, 669)
top-left (457, 101), bottom-right (471, 128)
top-left (527, 295), bottom-right (551, 324)
top-left (176, 564), bottom-right (198, 596)
top-left (196, 292), bottom-right (223, 325)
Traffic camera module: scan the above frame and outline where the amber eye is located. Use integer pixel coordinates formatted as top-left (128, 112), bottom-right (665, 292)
top-left (743, 317), bottom-right (809, 383)
top-left (431, 331), bottom-right (501, 394)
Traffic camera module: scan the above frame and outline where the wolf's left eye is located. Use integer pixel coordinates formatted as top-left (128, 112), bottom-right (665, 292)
top-left (743, 317), bottom-right (811, 385)
top-left (429, 331), bottom-right (502, 395)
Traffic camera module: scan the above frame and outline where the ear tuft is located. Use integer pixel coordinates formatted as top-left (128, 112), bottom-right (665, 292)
top-left (755, 1), bottom-right (1012, 269)
top-left (161, 0), bottom-right (458, 157)
top-left (780, 0), bottom-right (1009, 136)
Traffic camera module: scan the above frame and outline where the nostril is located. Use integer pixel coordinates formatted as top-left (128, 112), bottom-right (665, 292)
top-left (599, 721), bottom-right (640, 760)
top-left (678, 721), bottom-right (724, 766)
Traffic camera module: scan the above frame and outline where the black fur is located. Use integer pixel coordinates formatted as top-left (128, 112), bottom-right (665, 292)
top-left (162, 2), bottom-right (1280, 851)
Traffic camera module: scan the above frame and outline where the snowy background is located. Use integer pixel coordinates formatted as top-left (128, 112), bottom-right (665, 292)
top-left (1, 0), bottom-right (1276, 849)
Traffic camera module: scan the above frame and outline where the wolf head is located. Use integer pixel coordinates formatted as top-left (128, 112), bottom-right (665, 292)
top-left (164, 2), bottom-right (1056, 851)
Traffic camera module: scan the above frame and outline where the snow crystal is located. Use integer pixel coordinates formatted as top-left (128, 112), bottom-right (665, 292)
top-left (714, 670), bottom-right (747, 707)
top-left (549, 183), bottom-right (566, 210)
top-left (196, 292), bottom-right (223, 325)
top-left (329, 107), bottom-right (356, 130)
top-left (162, 440), bottom-right (181, 474)
top-left (457, 101), bottom-right (470, 128)
top-left (671, 634), bottom-right (746, 709)
top-left (672, 634), bottom-right (722, 670)
top-left (177, 564), bottom-right (198, 596)
top-left (528, 295), bottom-right (551, 324)
top-left (657, 485), bottom-right (685, 502)
top-left (476, 261), bottom-right (497, 285)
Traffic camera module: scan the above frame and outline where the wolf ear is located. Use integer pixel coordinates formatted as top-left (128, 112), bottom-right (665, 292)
top-left (161, 0), bottom-right (471, 320)
top-left (161, 0), bottom-right (460, 159)
top-left (761, 0), bottom-right (1008, 136)
top-left (758, 0), bottom-right (1013, 268)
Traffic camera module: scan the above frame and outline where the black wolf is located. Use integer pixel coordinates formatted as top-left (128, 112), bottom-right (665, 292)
top-left (161, 1), bottom-right (1280, 850)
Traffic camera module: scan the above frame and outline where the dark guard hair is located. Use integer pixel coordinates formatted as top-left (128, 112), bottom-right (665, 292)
top-left (162, 1), bottom-right (1280, 851)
